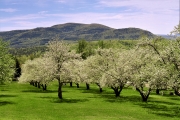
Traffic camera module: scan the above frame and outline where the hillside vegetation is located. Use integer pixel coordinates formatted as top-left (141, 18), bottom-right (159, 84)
top-left (0, 23), bottom-right (155, 48)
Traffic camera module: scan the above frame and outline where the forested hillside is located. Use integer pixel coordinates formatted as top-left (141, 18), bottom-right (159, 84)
top-left (0, 23), bottom-right (156, 48)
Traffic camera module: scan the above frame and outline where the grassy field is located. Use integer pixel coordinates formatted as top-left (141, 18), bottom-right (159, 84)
top-left (0, 81), bottom-right (180, 120)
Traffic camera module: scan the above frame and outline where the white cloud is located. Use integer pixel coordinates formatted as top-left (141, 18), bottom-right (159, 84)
top-left (0, 14), bottom-right (47, 23)
top-left (35, 0), bottom-right (52, 7)
top-left (38, 11), bottom-right (48, 14)
top-left (0, 8), bottom-right (17, 12)
top-left (56, 0), bottom-right (66, 3)
top-left (98, 0), bottom-right (179, 15)
top-left (99, 0), bottom-right (131, 7)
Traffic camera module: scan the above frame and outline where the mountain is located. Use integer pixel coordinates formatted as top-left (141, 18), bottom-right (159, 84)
top-left (0, 23), bottom-right (155, 48)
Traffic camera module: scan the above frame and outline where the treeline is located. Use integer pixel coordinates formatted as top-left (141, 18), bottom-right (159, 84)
top-left (9, 46), bottom-right (47, 56)
top-left (10, 40), bottom-right (137, 56)
top-left (9, 40), bottom-right (137, 65)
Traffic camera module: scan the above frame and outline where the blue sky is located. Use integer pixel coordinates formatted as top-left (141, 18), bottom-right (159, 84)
top-left (0, 0), bottom-right (179, 34)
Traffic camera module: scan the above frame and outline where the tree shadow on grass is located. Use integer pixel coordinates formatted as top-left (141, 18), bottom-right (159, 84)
top-left (0, 101), bottom-right (16, 106)
top-left (168, 96), bottom-right (180, 101)
top-left (136, 102), bottom-right (180, 118)
top-left (80, 88), bottom-right (142, 102)
top-left (21, 89), bottom-right (63, 93)
top-left (39, 96), bottom-right (89, 104)
top-left (150, 100), bottom-right (180, 106)
top-left (40, 96), bottom-right (57, 99)
top-left (104, 95), bottom-right (142, 103)
top-left (0, 84), bottom-right (7, 86)
top-left (0, 84), bottom-right (9, 91)
top-left (0, 94), bottom-right (17, 98)
top-left (100, 92), bottom-right (180, 118)
top-left (52, 98), bottom-right (89, 104)
top-left (1, 89), bottom-right (8, 91)
top-left (81, 89), bottom-right (103, 94)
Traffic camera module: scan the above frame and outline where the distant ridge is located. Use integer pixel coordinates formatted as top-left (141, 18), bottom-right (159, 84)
top-left (0, 23), bottom-right (155, 48)
top-left (156, 34), bottom-right (177, 40)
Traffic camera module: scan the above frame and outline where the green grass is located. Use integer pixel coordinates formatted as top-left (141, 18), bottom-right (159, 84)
top-left (0, 82), bottom-right (180, 120)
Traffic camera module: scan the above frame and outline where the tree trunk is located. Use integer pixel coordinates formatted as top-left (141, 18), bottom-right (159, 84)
top-left (30, 81), bottom-right (34, 86)
top-left (42, 84), bottom-right (47, 90)
top-left (34, 81), bottom-right (37, 87)
top-left (156, 89), bottom-right (160, 95)
top-left (115, 88), bottom-right (120, 97)
top-left (58, 80), bottom-right (63, 99)
top-left (76, 83), bottom-right (79, 88)
top-left (70, 82), bottom-right (73, 87)
top-left (174, 88), bottom-right (180, 96)
top-left (111, 86), bottom-right (123, 97)
top-left (37, 82), bottom-right (41, 88)
top-left (99, 87), bottom-right (103, 93)
top-left (44, 84), bottom-right (47, 90)
top-left (86, 83), bottom-right (90, 90)
top-left (136, 87), bottom-right (151, 102)
top-left (96, 83), bottom-right (102, 93)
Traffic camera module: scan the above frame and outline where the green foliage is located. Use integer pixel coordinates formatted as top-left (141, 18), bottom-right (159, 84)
top-left (96, 40), bottom-right (138, 49)
top-left (0, 39), bottom-right (15, 84)
top-left (97, 40), bottom-right (105, 49)
top-left (10, 46), bottom-right (45, 66)
top-left (9, 46), bottom-right (47, 56)
top-left (76, 39), bottom-right (87, 53)
top-left (76, 39), bottom-right (95, 59)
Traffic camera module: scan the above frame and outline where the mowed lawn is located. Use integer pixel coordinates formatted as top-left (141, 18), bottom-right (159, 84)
top-left (0, 81), bottom-right (180, 120)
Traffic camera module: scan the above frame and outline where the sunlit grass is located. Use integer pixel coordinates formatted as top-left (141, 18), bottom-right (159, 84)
top-left (0, 81), bottom-right (180, 120)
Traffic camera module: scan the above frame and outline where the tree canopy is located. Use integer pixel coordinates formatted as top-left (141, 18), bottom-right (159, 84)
top-left (0, 39), bottom-right (15, 84)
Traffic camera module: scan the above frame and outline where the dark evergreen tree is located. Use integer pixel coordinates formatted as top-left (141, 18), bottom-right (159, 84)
top-left (13, 58), bottom-right (21, 80)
